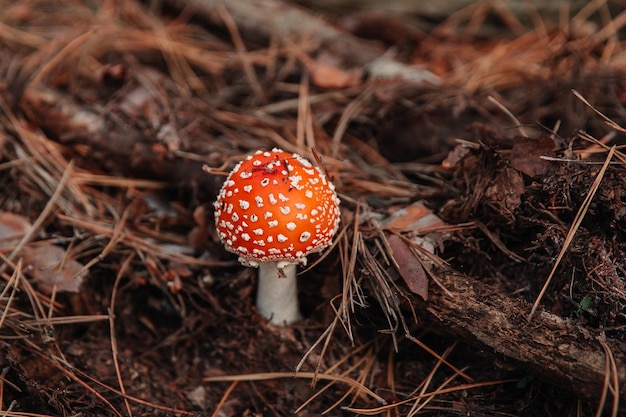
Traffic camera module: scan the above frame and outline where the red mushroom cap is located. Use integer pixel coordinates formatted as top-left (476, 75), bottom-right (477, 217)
top-left (214, 149), bottom-right (340, 267)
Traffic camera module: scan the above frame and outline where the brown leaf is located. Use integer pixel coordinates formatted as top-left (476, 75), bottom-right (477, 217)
top-left (0, 211), bottom-right (32, 249)
top-left (509, 135), bottom-right (555, 177)
top-left (442, 143), bottom-right (471, 169)
top-left (387, 234), bottom-right (428, 301)
top-left (485, 167), bottom-right (525, 212)
top-left (21, 245), bottom-right (87, 294)
top-left (384, 201), bottom-right (445, 232)
top-left (188, 205), bottom-right (208, 251)
top-left (307, 61), bottom-right (362, 89)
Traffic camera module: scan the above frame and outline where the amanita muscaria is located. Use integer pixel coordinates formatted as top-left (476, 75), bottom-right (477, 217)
top-left (214, 148), bottom-right (340, 325)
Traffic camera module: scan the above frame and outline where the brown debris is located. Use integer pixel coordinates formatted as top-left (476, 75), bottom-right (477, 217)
top-left (386, 234), bottom-right (429, 301)
top-left (1, 0), bottom-right (626, 416)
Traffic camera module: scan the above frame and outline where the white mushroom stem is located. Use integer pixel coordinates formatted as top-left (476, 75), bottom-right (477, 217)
top-left (256, 262), bottom-right (302, 325)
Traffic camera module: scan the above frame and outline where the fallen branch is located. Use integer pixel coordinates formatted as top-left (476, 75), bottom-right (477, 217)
top-left (20, 85), bottom-right (223, 195)
top-left (165, 0), bottom-right (440, 83)
top-left (419, 270), bottom-right (625, 411)
top-left (169, 0), bottom-right (382, 64)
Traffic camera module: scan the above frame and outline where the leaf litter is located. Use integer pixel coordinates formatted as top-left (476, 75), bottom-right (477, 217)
top-left (1, 0), bottom-right (626, 416)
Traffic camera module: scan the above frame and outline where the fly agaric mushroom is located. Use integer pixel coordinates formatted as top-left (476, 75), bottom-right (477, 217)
top-left (214, 148), bottom-right (340, 325)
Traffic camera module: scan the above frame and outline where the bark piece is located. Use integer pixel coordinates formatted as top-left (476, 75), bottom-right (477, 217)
top-left (420, 271), bottom-right (626, 409)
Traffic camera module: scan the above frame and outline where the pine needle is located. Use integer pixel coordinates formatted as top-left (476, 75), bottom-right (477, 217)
top-left (529, 145), bottom-right (616, 319)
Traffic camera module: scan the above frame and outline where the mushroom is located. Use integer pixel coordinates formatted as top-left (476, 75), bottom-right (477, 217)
top-left (214, 148), bottom-right (341, 325)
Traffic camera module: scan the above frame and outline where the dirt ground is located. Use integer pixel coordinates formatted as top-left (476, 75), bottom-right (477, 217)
top-left (1, 1), bottom-right (625, 416)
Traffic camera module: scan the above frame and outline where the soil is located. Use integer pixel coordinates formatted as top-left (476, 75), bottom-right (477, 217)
top-left (1, 1), bottom-right (625, 416)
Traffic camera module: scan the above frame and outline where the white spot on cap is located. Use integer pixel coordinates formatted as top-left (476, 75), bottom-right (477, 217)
top-left (253, 228), bottom-right (264, 235)
top-left (255, 196), bottom-right (264, 207)
top-left (299, 231), bottom-right (311, 242)
top-left (277, 234), bottom-right (288, 242)
top-left (240, 171), bottom-right (252, 179)
top-left (243, 185), bottom-right (253, 192)
top-left (268, 220), bottom-right (278, 228)
top-left (250, 214), bottom-right (258, 222)
top-left (290, 175), bottom-right (303, 190)
top-left (286, 222), bottom-right (296, 231)
top-left (241, 233), bottom-right (251, 241)
top-left (268, 193), bottom-right (278, 205)
top-left (239, 200), bottom-right (250, 210)
top-left (261, 178), bottom-right (270, 187)
top-left (278, 193), bottom-right (289, 202)
top-left (280, 206), bottom-right (291, 215)
top-left (264, 211), bottom-right (273, 219)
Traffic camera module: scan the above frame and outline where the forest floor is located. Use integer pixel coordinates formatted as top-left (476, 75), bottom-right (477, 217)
top-left (1, 1), bottom-right (625, 416)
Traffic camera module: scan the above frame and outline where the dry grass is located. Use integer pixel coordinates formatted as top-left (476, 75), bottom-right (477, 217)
top-left (1, 0), bottom-right (626, 415)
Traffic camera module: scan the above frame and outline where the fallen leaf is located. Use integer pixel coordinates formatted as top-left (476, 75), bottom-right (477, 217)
top-left (307, 60), bottom-right (363, 89)
top-left (366, 56), bottom-right (441, 84)
top-left (387, 234), bottom-right (428, 301)
top-left (383, 201), bottom-right (445, 232)
top-left (0, 211), bottom-right (32, 249)
top-left (186, 386), bottom-right (208, 409)
top-left (188, 205), bottom-right (208, 251)
top-left (442, 143), bottom-right (471, 169)
top-left (21, 245), bottom-right (88, 294)
top-left (485, 167), bottom-right (525, 212)
top-left (509, 135), bottom-right (555, 177)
